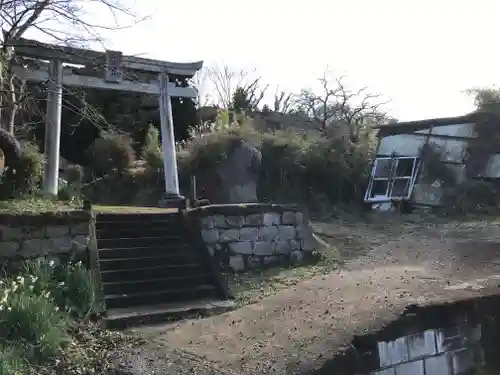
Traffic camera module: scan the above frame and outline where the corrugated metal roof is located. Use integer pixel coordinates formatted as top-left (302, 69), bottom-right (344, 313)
top-left (374, 111), bottom-right (500, 137)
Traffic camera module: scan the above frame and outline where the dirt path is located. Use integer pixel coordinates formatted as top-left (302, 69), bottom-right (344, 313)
top-left (314, 214), bottom-right (500, 279)
top-left (119, 214), bottom-right (500, 375)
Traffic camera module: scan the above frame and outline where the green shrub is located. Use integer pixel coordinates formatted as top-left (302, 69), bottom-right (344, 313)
top-left (58, 262), bottom-right (99, 319)
top-left (441, 180), bottom-right (500, 215)
top-left (177, 120), bottom-right (374, 207)
top-left (0, 141), bottom-right (44, 198)
top-left (0, 346), bottom-right (27, 375)
top-left (0, 275), bottom-right (70, 362)
top-left (87, 132), bottom-right (135, 175)
top-left (142, 125), bottom-right (164, 170)
top-left (22, 259), bottom-right (99, 319)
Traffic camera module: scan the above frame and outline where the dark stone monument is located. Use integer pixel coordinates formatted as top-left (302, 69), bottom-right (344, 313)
top-left (196, 140), bottom-right (262, 204)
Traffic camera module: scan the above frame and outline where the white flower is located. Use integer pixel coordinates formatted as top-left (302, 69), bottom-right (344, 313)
top-left (49, 260), bottom-right (56, 267)
top-left (7, 307), bottom-right (11, 312)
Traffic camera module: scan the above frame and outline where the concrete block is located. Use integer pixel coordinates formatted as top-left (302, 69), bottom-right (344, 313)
top-left (295, 212), bottom-right (304, 224)
top-left (201, 229), bottom-right (219, 243)
top-left (213, 215), bottom-right (228, 228)
top-left (239, 227), bottom-right (259, 241)
top-left (229, 255), bottom-right (245, 272)
top-left (46, 226), bottom-right (70, 238)
top-left (274, 240), bottom-right (292, 254)
top-left (245, 213), bottom-right (263, 226)
top-left (51, 237), bottom-right (73, 253)
top-left (253, 241), bottom-right (274, 256)
top-left (258, 226), bottom-right (278, 241)
top-left (290, 250), bottom-right (304, 265)
top-left (289, 239), bottom-right (301, 250)
top-left (72, 235), bottom-right (88, 252)
top-left (0, 241), bottom-right (19, 257)
top-left (225, 216), bottom-right (245, 228)
top-left (262, 212), bottom-right (280, 226)
top-left (71, 223), bottom-right (90, 235)
top-left (219, 229), bottom-right (239, 242)
top-left (263, 255), bottom-right (280, 267)
top-left (200, 216), bottom-right (215, 229)
top-left (229, 241), bottom-right (253, 254)
top-left (0, 226), bottom-right (23, 241)
top-left (296, 224), bottom-right (313, 239)
top-left (214, 215), bottom-right (244, 228)
top-left (278, 226), bottom-right (296, 240)
top-left (20, 238), bottom-right (52, 257)
top-left (22, 226), bottom-right (46, 239)
top-left (246, 255), bottom-right (261, 269)
top-left (282, 211), bottom-right (301, 225)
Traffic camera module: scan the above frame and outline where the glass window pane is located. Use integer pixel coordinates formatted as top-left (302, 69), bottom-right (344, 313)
top-left (391, 178), bottom-right (411, 197)
top-left (374, 159), bottom-right (394, 178)
top-left (371, 180), bottom-right (389, 197)
top-left (395, 158), bottom-right (415, 177)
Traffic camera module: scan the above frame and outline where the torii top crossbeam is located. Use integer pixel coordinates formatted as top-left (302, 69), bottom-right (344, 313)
top-left (10, 37), bottom-right (203, 97)
top-left (9, 37), bottom-right (203, 207)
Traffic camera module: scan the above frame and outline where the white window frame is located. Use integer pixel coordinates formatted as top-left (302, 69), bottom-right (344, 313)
top-left (364, 156), bottom-right (420, 202)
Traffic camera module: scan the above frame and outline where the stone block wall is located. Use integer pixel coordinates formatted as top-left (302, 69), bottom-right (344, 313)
top-left (0, 211), bottom-right (91, 271)
top-left (190, 204), bottom-right (320, 272)
top-left (363, 310), bottom-right (484, 375)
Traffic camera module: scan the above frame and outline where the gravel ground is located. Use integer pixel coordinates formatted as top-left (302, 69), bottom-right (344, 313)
top-left (113, 214), bottom-right (500, 375)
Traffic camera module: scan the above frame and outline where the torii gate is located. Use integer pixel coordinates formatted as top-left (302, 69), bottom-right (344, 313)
top-left (10, 37), bottom-right (203, 208)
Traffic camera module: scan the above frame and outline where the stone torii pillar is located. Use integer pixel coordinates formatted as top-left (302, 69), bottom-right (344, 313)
top-left (158, 73), bottom-right (185, 208)
top-left (43, 59), bottom-right (63, 196)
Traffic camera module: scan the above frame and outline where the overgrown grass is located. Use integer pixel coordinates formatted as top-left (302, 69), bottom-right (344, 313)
top-left (0, 259), bottom-right (135, 375)
top-left (227, 247), bottom-right (341, 306)
top-left (0, 197), bottom-right (82, 215)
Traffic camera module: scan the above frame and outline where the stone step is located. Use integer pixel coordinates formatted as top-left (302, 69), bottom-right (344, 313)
top-left (102, 274), bottom-right (213, 295)
top-left (95, 219), bottom-right (183, 233)
top-left (96, 227), bottom-right (184, 240)
top-left (104, 285), bottom-right (219, 309)
top-left (99, 253), bottom-right (201, 271)
top-left (96, 213), bottom-right (180, 223)
top-left (98, 245), bottom-right (193, 260)
top-left (104, 299), bottom-right (236, 329)
top-left (100, 263), bottom-right (205, 283)
top-left (97, 236), bottom-right (185, 249)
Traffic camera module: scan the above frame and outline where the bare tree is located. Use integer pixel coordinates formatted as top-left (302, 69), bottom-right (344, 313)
top-left (273, 86), bottom-right (293, 113)
top-left (207, 63), bottom-right (268, 110)
top-left (294, 69), bottom-right (389, 140)
top-left (0, 0), bottom-right (143, 133)
top-left (191, 65), bottom-right (210, 107)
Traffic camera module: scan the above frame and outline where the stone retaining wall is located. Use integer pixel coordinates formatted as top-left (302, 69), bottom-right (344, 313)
top-left (0, 211), bottom-right (91, 271)
top-left (191, 204), bottom-right (322, 272)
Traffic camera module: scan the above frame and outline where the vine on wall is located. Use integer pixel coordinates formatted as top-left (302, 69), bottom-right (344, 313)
top-left (464, 112), bottom-right (500, 178)
top-left (419, 143), bottom-right (456, 187)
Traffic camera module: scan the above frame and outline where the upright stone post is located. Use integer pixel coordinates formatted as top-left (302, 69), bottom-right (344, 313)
top-left (43, 59), bottom-right (63, 196)
top-left (158, 73), bottom-right (185, 208)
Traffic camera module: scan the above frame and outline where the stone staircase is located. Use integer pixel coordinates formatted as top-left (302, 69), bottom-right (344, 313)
top-left (95, 211), bottom-right (233, 328)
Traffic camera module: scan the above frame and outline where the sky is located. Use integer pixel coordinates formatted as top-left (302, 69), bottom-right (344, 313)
top-left (28, 0), bottom-right (500, 121)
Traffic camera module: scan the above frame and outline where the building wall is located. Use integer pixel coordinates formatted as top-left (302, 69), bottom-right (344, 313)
top-left (374, 122), bottom-right (500, 206)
